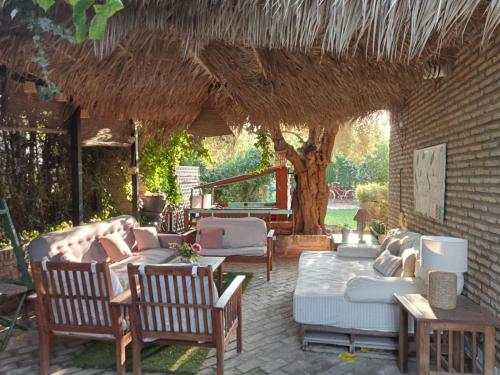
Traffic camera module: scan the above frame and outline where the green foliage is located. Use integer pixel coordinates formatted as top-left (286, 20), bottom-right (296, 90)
top-left (357, 142), bottom-right (389, 185)
top-left (370, 220), bottom-right (387, 235)
top-left (201, 146), bottom-right (273, 203)
top-left (8, 0), bottom-right (123, 100)
top-left (0, 132), bottom-right (128, 249)
top-left (327, 153), bottom-right (359, 189)
top-left (355, 182), bottom-right (388, 223)
top-left (253, 130), bottom-right (273, 172)
top-left (141, 131), bottom-right (209, 206)
top-left (355, 182), bottom-right (388, 204)
top-left (327, 136), bottom-right (389, 189)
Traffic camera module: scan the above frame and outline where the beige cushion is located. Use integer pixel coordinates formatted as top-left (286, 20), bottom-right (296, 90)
top-left (199, 228), bottom-right (224, 249)
top-left (386, 238), bottom-right (401, 255)
top-left (379, 235), bottom-right (392, 251)
top-left (373, 250), bottom-right (402, 276)
top-left (345, 276), bottom-right (426, 303)
top-left (337, 244), bottom-right (380, 258)
top-left (401, 248), bottom-right (417, 277)
top-left (110, 248), bottom-right (177, 289)
top-left (200, 246), bottom-right (267, 257)
top-left (133, 227), bottom-right (161, 251)
top-left (99, 235), bottom-right (133, 263)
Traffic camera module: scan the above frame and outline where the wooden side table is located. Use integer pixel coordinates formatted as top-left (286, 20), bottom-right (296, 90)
top-left (395, 293), bottom-right (499, 375)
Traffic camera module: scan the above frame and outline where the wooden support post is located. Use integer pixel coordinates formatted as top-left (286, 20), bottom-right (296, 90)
top-left (131, 127), bottom-right (140, 220)
top-left (69, 107), bottom-right (83, 226)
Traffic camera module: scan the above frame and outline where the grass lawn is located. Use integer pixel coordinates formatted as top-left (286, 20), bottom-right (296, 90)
top-left (324, 208), bottom-right (357, 229)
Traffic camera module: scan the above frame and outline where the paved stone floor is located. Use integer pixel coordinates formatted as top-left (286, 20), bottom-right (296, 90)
top-left (0, 258), bottom-right (414, 374)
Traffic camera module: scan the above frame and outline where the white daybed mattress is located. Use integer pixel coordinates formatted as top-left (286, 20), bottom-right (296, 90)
top-left (293, 251), bottom-right (401, 333)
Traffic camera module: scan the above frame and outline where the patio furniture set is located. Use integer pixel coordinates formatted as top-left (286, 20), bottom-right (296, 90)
top-left (15, 214), bottom-right (499, 374)
top-left (27, 215), bottom-right (274, 375)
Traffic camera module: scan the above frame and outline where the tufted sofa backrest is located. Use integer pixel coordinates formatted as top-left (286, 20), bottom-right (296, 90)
top-left (28, 215), bottom-right (138, 262)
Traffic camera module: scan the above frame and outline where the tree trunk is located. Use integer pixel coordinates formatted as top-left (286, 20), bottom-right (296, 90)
top-left (270, 125), bottom-right (338, 234)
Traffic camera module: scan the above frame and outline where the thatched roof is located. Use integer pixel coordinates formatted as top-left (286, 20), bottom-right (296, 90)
top-left (0, 0), bottom-right (499, 134)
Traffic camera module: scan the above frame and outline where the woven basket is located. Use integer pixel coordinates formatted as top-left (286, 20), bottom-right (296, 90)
top-left (428, 271), bottom-right (457, 310)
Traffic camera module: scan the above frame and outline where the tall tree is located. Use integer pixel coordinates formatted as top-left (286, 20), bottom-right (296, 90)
top-left (269, 124), bottom-right (338, 234)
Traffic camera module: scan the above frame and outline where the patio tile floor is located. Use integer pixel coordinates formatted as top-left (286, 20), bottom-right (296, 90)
top-left (0, 258), bottom-right (414, 374)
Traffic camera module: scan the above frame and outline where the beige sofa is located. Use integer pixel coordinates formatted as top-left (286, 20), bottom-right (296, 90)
top-left (27, 215), bottom-right (180, 289)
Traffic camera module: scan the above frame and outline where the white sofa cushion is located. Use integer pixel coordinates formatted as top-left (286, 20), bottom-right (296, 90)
top-left (337, 244), bottom-right (380, 258)
top-left (345, 276), bottom-right (426, 303)
top-left (110, 248), bottom-right (177, 289)
top-left (200, 246), bottom-right (266, 257)
top-left (373, 250), bottom-right (402, 276)
top-left (196, 217), bottom-right (267, 248)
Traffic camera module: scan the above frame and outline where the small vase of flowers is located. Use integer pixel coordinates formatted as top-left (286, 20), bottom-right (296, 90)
top-left (169, 242), bottom-right (202, 263)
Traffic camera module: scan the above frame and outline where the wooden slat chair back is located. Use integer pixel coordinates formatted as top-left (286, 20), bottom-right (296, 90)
top-left (128, 263), bottom-right (216, 342)
top-left (127, 263), bottom-right (244, 375)
top-left (31, 260), bottom-right (131, 375)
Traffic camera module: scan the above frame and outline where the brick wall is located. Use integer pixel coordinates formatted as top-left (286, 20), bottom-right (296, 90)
top-left (389, 33), bottom-right (500, 363)
top-left (0, 247), bottom-right (20, 280)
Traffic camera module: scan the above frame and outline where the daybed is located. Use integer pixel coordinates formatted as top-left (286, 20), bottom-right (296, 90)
top-left (293, 229), bottom-right (430, 349)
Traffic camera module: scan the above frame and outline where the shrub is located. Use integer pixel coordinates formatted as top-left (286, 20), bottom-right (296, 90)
top-left (355, 182), bottom-right (388, 222)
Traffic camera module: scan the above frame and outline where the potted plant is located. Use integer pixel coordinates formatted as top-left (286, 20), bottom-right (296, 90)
top-left (142, 191), bottom-right (167, 214)
top-left (370, 220), bottom-right (387, 244)
top-left (169, 242), bottom-right (203, 263)
top-left (341, 223), bottom-right (351, 244)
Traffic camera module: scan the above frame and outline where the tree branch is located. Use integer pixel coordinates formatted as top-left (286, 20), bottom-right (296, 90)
top-left (320, 125), bottom-right (339, 163)
top-left (281, 130), bottom-right (306, 144)
top-left (268, 124), bottom-right (306, 173)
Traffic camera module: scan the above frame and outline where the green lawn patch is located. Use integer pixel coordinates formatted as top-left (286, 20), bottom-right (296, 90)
top-left (324, 208), bottom-right (357, 229)
top-left (68, 271), bottom-right (253, 374)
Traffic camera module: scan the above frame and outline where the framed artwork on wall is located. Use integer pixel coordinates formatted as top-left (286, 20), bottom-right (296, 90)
top-left (413, 143), bottom-right (447, 223)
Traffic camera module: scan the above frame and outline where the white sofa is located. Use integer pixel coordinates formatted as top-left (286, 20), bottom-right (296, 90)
top-left (28, 215), bottom-right (179, 289)
top-left (194, 216), bottom-right (274, 280)
top-left (293, 229), bottom-right (426, 343)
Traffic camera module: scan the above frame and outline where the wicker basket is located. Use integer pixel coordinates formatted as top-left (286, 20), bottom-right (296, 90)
top-left (428, 271), bottom-right (457, 310)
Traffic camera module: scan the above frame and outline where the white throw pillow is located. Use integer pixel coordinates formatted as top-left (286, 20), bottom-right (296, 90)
top-left (373, 250), bottom-right (402, 276)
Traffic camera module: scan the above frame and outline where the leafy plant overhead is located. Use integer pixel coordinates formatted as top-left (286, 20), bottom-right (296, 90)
top-left (5, 0), bottom-right (124, 99)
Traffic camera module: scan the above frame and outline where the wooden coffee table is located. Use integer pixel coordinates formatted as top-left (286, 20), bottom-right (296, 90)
top-left (170, 256), bottom-right (225, 292)
top-left (395, 293), bottom-right (499, 375)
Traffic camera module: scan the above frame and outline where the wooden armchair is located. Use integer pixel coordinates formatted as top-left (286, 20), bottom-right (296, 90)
top-left (31, 260), bottom-right (131, 375)
top-left (126, 263), bottom-right (244, 375)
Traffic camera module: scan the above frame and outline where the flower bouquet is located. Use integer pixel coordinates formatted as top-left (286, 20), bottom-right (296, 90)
top-left (169, 242), bottom-right (202, 263)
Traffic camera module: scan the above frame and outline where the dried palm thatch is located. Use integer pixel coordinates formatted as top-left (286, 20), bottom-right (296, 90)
top-left (0, 0), bottom-right (498, 135)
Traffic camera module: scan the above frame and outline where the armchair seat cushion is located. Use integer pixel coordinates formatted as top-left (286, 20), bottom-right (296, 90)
top-left (110, 248), bottom-right (177, 289)
top-left (200, 246), bottom-right (267, 257)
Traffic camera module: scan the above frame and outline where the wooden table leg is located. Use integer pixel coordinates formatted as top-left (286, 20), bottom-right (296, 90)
top-left (217, 263), bottom-right (223, 292)
top-left (484, 326), bottom-right (496, 375)
top-left (398, 306), bottom-right (409, 373)
top-left (416, 322), bottom-right (430, 375)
